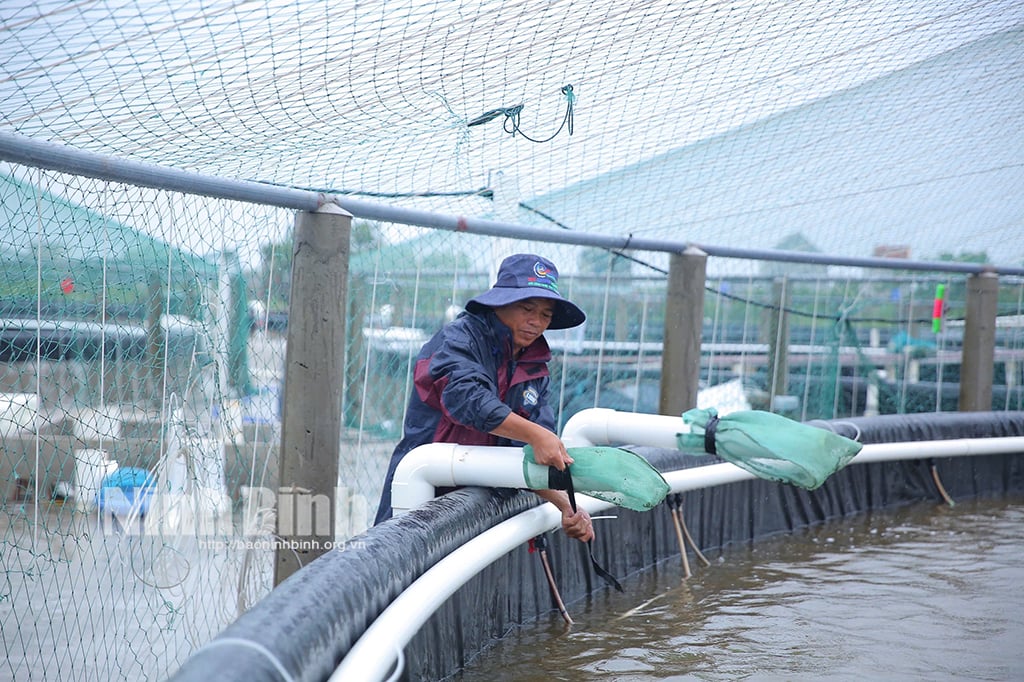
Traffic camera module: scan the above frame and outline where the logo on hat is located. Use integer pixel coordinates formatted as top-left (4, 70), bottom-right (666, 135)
top-left (528, 261), bottom-right (559, 293)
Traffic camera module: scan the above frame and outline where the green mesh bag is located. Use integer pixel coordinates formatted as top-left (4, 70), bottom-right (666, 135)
top-left (522, 446), bottom-right (670, 511)
top-left (676, 407), bottom-right (862, 490)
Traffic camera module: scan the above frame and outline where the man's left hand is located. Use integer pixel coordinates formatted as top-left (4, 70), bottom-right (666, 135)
top-left (561, 506), bottom-right (594, 542)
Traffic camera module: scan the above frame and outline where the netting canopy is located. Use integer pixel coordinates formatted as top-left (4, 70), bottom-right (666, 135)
top-left (2, 7), bottom-right (1024, 682)
top-left (2, 1), bottom-right (1023, 264)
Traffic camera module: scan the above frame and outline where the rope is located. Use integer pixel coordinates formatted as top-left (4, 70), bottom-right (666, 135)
top-left (468, 84), bottom-right (576, 143)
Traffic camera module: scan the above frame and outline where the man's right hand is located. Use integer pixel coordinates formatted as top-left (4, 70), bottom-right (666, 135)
top-left (525, 424), bottom-right (574, 470)
top-left (492, 413), bottom-right (574, 470)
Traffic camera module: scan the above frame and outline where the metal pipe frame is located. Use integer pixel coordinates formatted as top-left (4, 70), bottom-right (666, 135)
top-left (3, 131), bottom-right (1023, 276)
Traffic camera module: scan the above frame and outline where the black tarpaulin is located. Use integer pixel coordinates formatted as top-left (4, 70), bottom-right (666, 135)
top-left (169, 412), bottom-right (1024, 682)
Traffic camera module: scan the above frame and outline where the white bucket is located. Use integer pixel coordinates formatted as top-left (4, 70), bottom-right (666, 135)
top-left (193, 437), bottom-right (229, 512)
top-left (73, 407), bottom-right (122, 441)
top-left (159, 414), bottom-right (191, 495)
top-left (145, 437), bottom-right (231, 536)
top-left (696, 378), bottom-right (752, 416)
top-left (220, 400), bottom-right (244, 444)
top-left (73, 448), bottom-right (118, 511)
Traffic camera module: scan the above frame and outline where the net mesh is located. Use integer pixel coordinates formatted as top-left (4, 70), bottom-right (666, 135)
top-left (2, 2), bottom-right (1024, 680)
top-left (2, 2), bottom-right (1023, 265)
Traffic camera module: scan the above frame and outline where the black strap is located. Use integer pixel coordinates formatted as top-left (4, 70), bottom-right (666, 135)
top-left (565, 467), bottom-right (624, 593)
top-left (548, 466), bottom-right (572, 491)
top-left (564, 466), bottom-right (577, 511)
top-left (703, 415), bottom-right (720, 455)
top-left (586, 541), bottom-right (623, 593)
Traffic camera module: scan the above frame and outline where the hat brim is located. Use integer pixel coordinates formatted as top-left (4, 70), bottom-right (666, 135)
top-left (466, 287), bottom-right (586, 330)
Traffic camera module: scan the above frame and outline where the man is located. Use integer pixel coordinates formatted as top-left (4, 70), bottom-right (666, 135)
top-left (374, 253), bottom-right (594, 542)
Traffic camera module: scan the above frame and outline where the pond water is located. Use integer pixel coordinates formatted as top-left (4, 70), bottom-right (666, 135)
top-left (457, 496), bottom-right (1024, 681)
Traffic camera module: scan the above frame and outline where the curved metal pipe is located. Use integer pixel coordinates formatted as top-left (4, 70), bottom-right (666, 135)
top-left (7, 131), bottom-right (1024, 274)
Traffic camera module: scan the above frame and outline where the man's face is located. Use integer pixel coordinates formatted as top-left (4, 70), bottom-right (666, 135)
top-left (494, 297), bottom-right (556, 353)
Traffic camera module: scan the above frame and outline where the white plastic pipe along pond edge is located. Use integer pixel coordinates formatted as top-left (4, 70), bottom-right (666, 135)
top-left (561, 407), bottom-right (683, 449)
top-left (390, 443), bottom-right (530, 515)
top-left (354, 405), bottom-right (1024, 681)
top-left (330, 493), bottom-right (613, 682)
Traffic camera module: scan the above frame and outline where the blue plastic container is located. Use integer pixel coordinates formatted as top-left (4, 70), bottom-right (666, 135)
top-left (96, 467), bottom-right (156, 516)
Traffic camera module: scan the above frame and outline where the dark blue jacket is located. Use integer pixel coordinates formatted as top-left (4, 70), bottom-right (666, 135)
top-left (374, 309), bottom-right (555, 523)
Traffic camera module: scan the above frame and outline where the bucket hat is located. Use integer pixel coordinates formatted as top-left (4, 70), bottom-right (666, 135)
top-left (465, 254), bottom-right (586, 330)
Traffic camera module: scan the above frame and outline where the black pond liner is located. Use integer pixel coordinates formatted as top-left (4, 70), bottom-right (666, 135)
top-left (171, 411), bottom-right (1024, 682)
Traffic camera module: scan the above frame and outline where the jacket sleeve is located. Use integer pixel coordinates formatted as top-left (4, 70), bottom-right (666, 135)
top-left (531, 376), bottom-right (557, 433)
top-left (428, 323), bottom-right (512, 433)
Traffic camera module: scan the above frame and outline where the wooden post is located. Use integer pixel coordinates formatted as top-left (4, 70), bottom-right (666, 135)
top-left (959, 271), bottom-right (998, 412)
top-left (614, 297), bottom-right (629, 342)
top-left (344, 275), bottom-right (368, 431)
top-left (767, 277), bottom-right (790, 411)
top-left (145, 270), bottom-right (165, 407)
top-left (659, 247), bottom-right (706, 416)
top-left (274, 204), bottom-right (351, 585)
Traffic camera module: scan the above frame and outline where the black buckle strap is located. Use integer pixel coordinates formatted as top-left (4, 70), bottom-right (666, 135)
top-left (703, 415), bottom-right (720, 455)
top-left (548, 466), bottom-right (572, 491)
top-left (565, 466), bottom-right (623, 593)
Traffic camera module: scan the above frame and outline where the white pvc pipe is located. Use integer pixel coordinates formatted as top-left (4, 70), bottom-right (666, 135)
top-left (854, 437), bottom-right (1024, 464)
top-left (330, 493), bottom-right (613, 682)
top-left (664, 461), bottom-right (755, 490)
top-left (660, 438), bottom-right (1024, 494)
top-left (561, 407), bottom-right (684, 449)
top-left (344, 423), bottom-right (1024, 682)
top-left (391, 443), bottom-right (529, 515)
top-left (562, 408), bottom-right (1024, 465)
top-left (654, 437), bottom-right (1024, 497)
top-left (392, 409), bottom-right (1024, 516)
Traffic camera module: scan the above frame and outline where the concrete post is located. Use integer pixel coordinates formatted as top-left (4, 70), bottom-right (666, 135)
top-left (959, 271), bottom-right (998, 412)
top-left (274, 204), bottom-right (352, 585)
top-left (659, 247), bottom-right (706, 416)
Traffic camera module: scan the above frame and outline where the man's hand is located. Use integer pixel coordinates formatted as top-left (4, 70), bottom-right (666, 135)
top-left (491, 413), bottom-right (573, 470)
top-left (561, 505), bottom-right (594, 542)
top-left (527, 427), bottom-right (574, 471)
top-left (493, 415), bottom-right (592, 542)
top-left (534, 489), bottom-right (594, 543)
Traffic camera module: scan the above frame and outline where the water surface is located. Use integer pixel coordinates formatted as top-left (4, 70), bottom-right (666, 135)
top-left (457, 497), bottom-right (1024, 681)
